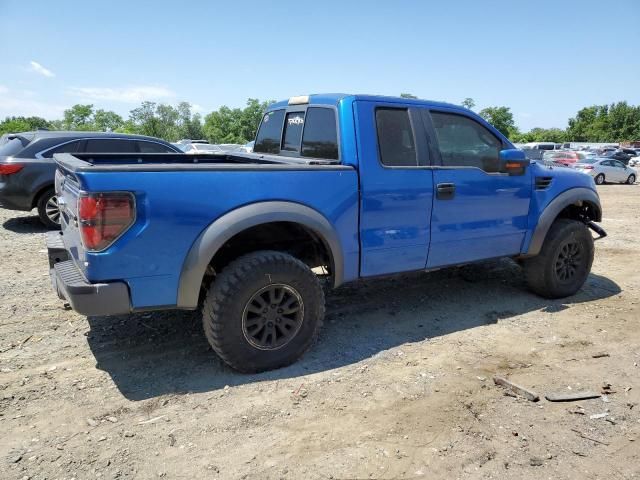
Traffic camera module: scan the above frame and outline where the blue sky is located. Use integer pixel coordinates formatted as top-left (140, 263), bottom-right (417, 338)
top-left (1, 0), bottom-right (638, 131)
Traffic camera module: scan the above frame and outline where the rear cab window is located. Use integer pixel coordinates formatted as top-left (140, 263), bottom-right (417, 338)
top-left (254, 106), bottom-right (339, 160)
top-left (375, 108), bottom-right (418, 167)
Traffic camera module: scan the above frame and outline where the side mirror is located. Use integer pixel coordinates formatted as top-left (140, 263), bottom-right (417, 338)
top-left (500, 149), bottom-right (528, 175)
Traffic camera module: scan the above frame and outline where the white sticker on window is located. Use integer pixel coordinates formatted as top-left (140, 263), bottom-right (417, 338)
top-left (288, 115), bottom-right (304, 126)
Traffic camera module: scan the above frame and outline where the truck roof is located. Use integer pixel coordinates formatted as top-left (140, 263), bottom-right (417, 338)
top-left (268, 93), bottom-right (461, 110)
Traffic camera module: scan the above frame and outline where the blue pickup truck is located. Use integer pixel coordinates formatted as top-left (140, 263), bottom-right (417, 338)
top-left (47, 94), bottom-right (605, 372)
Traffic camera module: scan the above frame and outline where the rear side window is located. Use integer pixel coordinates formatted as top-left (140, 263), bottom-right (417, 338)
top-left (301, 108), bottom-right (338, 160)
top-left (282, 112), bottom-right (305, 152)
top-left (41, 140), bottom-right (82, 158)
top-left (375, 108), bottom-right (417, 167)
top-left (254, 109), bottom-right (285, 154)
top-left (430, 112), bottom-right (502, 173)
top-left (85, 139), bottom-right (136, 153)
top-left (137, 141), bottom-right (175, 153)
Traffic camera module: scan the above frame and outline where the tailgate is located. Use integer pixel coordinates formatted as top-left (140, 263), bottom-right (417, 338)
top-left (54, 167), bottom-right (86, 272)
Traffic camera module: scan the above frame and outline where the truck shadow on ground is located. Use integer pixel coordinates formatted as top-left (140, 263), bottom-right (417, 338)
top-left (86, 258), bottom-right (621, 401)
top-left (3, 215), bottom-right (50, 234)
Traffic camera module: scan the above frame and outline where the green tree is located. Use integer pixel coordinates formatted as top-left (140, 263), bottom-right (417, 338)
top-left (461, 97), bottom-right (476, 110)
top-left (0, 116), bottom-right (51, 135)
top-left (478, 106), bottom-right (517, 138)
top-left (62, 104), bottom-right (95, 130)
top-left (400, 93), bottom-right (418, 99)
top-left (93, 109), bottom-right (124, 132)
top-left (176, 102), bottom-right (204, 140)
top-left (203, 98), bottom-right (273, 144)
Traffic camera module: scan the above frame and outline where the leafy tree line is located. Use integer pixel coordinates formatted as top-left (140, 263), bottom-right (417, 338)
top-left (464, 99), bottom-right (640, 144)
top-left (2, 97), bottom-right (639, 144)
top-left (0, 98), bottom-right (273, 145)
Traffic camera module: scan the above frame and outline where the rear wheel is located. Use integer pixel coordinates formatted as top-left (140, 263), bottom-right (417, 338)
top-left (594, 174), bottom-right (605, 185)
top-left (627, 174), bottom-right (636, 185)
top-left (524, 219), bottom-right (594, 299)
top-left (36, 188), bottom-right (60, 229)
top-left (201, 251), bottom-right (325, 373)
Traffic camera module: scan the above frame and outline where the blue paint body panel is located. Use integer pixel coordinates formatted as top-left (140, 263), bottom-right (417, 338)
top-left (54, 93), bottom-right (600, 311)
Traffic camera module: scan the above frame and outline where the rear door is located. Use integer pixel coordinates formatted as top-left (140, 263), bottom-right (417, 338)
top-left (355, 101), bottom-right (433, 277)
top-left (424, 109), bottom-right (531, 268)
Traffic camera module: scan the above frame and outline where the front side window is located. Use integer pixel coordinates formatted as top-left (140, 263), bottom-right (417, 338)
top-left (430, 112), bottom-right (502, 172)
top-left (301, 107), bottom-right (338, 160)
top-left (85, 139), bottom-right (136, 153)
top-left (137, 141), bottom-right (175, 153)
top-left (254, 109), bottom-right (285, 154)
top-left (42, 140), bottom-right (82, 158)
top-left (375, 108), bottom-right (417, 167)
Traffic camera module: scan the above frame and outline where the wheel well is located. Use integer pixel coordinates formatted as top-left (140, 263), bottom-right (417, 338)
top-left (31, 184), bottom-right (54, 209)
top-left (208, 221), bottom-right (334, 279)
top-left (556, 199), bottom-right (602, 223)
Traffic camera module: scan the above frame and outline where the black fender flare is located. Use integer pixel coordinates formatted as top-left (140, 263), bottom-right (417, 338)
top-left (176, 201), bottom-right (344, 309)
top-left (526, 187), bottom-right (602, 256)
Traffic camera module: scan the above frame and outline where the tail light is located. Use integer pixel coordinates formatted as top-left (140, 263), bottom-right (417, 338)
top-left (0, 164), bottom-right (24, 175)
top-left (78, 193), bottom-right (135, 251)
top-left (583, 166), bottom-right (594, 170)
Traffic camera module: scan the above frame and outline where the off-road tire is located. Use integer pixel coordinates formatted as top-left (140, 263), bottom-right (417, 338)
top-left (627, 174), bottom-right (636, 185)
top-left (524, 219), bottom-right (594, 299)
top-left (36, 188), bottom-right (60, 229)
top-left (594, 174), bottom-right (605, 185)
top-left (201, 251), bottom-right (325, 373)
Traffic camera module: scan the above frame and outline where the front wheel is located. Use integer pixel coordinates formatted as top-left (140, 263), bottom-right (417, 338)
top-left (201, 251), bottom-right (325, 373)
top-left (594, 174), bottom-right (605, 185)
top-left (627, 174), bottom-right (636, 185)
top-left (524, 219), bottom-right (594, 299)
top-left (36, 188), bottom-right (61, 229)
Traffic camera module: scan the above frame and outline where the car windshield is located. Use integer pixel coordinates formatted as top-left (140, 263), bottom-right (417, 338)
top-left (578, 158), bottom-right (598, 164)
top-left (0, 137), bottom-right (27, 156)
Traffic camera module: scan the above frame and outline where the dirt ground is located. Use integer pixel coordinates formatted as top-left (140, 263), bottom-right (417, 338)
top-left (1, 184), bottom-right (639, 480)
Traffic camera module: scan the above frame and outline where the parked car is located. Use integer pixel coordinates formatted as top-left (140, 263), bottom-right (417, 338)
top-left (182, 143), bottom-right (242, 154)
top-left (182, 143), bottom-right (226, 154)
top-left (574, 158), bottom-right (637, 185)
top-left (238, 141), bottom-right (255, 153)
top-left (603, 150), bottom-right (632, 165)
top-left (47, 93), bottom-right (605, 373)
top-left (0, 131), bottom-right (181, 227)
top-left (542, 150), bottom-right (586, 166)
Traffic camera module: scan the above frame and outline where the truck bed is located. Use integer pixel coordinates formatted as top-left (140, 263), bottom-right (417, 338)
top-left (55, 151), bottom-right (341, 173)
top-left (53, 152), bottom-right (360, 311)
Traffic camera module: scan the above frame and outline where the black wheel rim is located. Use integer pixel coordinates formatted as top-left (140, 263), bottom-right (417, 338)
top-left (554, 241), bottom-right (583, 282)
top-left (242, 284), bottom-right (304, 350)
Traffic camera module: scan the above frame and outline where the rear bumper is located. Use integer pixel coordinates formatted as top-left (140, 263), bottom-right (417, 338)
top-left (47, 231), bottom-right (131, 316)
top-left (0, 183), bottom-right (33, 211)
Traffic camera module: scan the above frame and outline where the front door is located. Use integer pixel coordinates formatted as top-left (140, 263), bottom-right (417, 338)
top-left (424, 109), bottom-right (532, 269)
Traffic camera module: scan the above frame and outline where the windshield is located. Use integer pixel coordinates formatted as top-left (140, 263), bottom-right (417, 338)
top-left (578, 158), bottom-right (598, 164)
top-left (0, 137), bottom-right (26, 157)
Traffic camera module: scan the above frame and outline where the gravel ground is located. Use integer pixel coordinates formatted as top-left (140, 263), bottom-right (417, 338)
top-left (1, 184), bottom-right (639, 480)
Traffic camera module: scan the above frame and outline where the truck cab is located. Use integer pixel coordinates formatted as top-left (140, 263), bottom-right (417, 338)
top-left (48, 94), bottom-right (604, 373)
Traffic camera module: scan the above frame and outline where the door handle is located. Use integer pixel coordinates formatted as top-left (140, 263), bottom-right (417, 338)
top-left (436, 183), bottom-right (455, 200)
